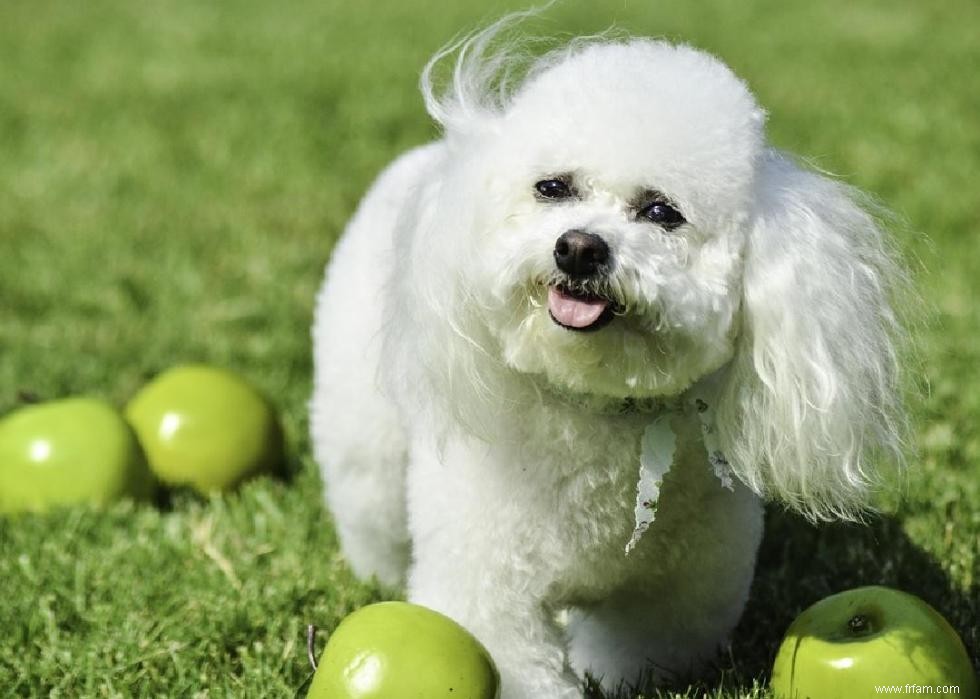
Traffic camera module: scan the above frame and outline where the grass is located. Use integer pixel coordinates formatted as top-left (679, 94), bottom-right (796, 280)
top-left (0, 0), bottom-right (977, 696)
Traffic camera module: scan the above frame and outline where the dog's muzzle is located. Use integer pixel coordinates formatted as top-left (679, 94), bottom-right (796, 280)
top-left (549, 230), bottom-right (615, 331)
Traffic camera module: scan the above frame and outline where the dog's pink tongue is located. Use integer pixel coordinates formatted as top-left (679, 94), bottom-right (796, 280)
top-left (548, 286), bottom-right (609, 328)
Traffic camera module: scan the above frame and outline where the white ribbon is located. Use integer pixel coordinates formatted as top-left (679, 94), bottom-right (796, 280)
top-left (624, 414), bottom-right (676, 555)
top-left (624, 395), bottom-right (734, 555)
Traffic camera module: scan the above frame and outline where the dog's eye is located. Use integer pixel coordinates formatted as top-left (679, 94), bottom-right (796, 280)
top-left (535, 179), bottom-right (573, 200)
top-left (638, 201), bottom-right (686, 230)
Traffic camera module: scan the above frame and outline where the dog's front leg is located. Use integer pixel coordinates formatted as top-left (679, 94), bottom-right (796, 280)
top-left (405, 436), bottom-right (584, 699)
top-left (409, 548), bottom-right (583, 699)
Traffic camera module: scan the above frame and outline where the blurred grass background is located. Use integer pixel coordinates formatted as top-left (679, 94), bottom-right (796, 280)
top-left (0, 0), bottom-right (977, 696)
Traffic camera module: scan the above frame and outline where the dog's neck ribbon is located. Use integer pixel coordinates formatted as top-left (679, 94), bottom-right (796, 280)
top-left (624, 395), bottom-right (734, 555)
top-left (624, 413), bottom-right (675, 554)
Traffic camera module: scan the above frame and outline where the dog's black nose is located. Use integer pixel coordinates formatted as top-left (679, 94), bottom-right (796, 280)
top-left (554, 230), bottom-right (609, 277)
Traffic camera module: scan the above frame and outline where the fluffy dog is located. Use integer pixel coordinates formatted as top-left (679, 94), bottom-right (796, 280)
top-left (311, 18), bottom-right (908, 698)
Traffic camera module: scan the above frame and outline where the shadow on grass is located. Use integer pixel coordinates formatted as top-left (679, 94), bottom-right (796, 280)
top-left (628, 506), bottom-right (979, 697)
top-left (151, 425), bottom-right (305, 512)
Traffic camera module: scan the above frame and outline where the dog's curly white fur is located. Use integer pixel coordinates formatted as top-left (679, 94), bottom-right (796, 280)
top-left (311, 18), bottom-right (908, 698)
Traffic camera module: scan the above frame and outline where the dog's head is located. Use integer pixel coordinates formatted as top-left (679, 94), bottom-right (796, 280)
top-left (407, 24), bottom-right (910, 518)
top-left (457, 40), bottom-right (764, 399)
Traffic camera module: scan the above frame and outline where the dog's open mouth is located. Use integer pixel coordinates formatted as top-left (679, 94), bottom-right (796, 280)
top-left (548, 285), bottom-right (616, 332)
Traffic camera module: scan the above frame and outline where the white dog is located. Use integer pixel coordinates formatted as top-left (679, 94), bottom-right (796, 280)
top-left (311, 18), bottom-right (908, 698)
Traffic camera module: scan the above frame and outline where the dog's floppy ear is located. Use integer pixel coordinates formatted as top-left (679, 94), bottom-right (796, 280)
top-left (715, 150), bottom-right (910, 520)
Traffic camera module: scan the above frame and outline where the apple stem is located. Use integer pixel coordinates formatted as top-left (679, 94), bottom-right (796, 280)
top-left (306, 624), bottom-right (318, 671)
top-left (848, 614), bottom-right (870, 635)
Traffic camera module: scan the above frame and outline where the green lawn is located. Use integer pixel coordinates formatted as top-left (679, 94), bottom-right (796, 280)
top-left (1, 0), bottom-right (977, 696)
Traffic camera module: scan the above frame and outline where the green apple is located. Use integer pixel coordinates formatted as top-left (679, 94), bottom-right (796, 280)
top-left (772, 586), bottom-right (978, 699)
top-left (0, 398), bottom-right (153, 514)
top-left (125, 365), bottom-right (282, 493)
top-left (308, 602), bottom-right (499, 699)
